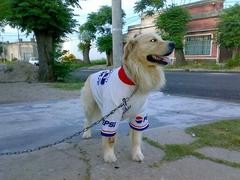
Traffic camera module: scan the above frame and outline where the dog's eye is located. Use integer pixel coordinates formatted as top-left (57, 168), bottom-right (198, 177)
top-left (150, 39), bottom-right (157, 42)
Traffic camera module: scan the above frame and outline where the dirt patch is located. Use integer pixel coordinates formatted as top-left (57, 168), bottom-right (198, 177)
top-left (0, 82), bottom-right (80, 104)
top-left (0, 62), bottom-right (38, 83)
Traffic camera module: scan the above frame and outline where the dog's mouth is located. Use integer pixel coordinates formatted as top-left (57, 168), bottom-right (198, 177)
top-left (147, 52), bottom-right (172, 65)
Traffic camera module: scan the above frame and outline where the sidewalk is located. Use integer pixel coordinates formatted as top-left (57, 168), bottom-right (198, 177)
top-left (1, 93), bottom-right (240, 180)
top-left (1, 126), bottom-right (240, 180)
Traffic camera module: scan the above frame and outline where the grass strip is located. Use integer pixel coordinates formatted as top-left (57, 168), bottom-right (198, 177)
top-left (48, 80), bottom-right (84, 90)
top-left (144, 119), bottom-right (240, 168)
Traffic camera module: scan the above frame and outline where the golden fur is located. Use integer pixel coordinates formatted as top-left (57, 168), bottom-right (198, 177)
top-left (81, 33), bottom-right (174, 163)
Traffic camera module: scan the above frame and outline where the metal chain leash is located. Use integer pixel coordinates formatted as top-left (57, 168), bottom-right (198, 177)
top-left (0, 95), bottom-right (134, 156)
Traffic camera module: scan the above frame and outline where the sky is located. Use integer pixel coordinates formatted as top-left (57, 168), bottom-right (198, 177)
top-left (1, 0), bottom-right (239, 60)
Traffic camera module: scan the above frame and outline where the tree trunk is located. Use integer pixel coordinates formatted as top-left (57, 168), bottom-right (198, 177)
top-left (35, 31), bottom-right (54, 81)
top-left (83, 45), bottom-right (91, 64)
top-left (175, 48), bottom-right (187, 65)
top-left (232, 47), bottom-right (240, 59)
top-left (106, 52), bottom-right (113, 66)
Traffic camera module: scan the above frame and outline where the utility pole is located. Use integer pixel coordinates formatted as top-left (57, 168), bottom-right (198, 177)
top-left (112, 0), bottom-right (122, 67)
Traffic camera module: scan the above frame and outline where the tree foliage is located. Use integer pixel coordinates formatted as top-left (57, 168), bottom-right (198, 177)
top-left (78, 6), bottom-right (113, 64)
top-left (134, 0), bottom-right (165, 15)
top-left (96, 34), bottom-right (113, 66)
top-left (96, 34), bottom-right (112, 54)
top-left (155, 5), bottom-right (190, 49)
top-left (79, 5), bottom-right (124, 66)
top-left (217, 4), bottom-right (240, 59)
top-left (0, 0), bottom-right (10, 30)
top-left (94, 6), bottom-right (112, 53)
top-left (3, 0), bottom-right (79, 81)
top-left (7, 0), bottom-right (76, 43)
top-left (134, 1), bottom-right (190, 64)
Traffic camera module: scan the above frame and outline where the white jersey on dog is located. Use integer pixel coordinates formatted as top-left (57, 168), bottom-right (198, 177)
top-left (89, 67), bottom-right (149, 137)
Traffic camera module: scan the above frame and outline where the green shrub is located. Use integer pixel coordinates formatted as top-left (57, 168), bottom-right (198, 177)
top-left (53, 61), bottom-right (73, 81)
top-left (225, 56), bottom-right (240, 68)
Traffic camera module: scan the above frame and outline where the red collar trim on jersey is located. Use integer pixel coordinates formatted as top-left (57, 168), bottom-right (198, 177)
top-left (118, 66), bottom-right (135, 85)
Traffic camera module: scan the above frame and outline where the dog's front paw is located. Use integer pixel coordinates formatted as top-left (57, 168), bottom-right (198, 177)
top-left (104, 152), bottom-right (117, 163)
top-left (82, 131), bottom-right (92, 139)
top-left (132, 150), bottom-right (144, 162)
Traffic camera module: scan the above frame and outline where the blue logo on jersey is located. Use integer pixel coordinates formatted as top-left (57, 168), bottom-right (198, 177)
top-left (102, 120), bottom-right (117, 127)
top-left (97, 70), bottom-right (112, 85)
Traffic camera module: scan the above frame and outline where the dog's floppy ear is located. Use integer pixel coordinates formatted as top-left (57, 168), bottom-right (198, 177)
top-left (123, 39), bottom-right (136, 61)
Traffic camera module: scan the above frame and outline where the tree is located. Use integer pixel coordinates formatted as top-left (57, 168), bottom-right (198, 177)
top-left (94, 6), bottom-right (113, 66)
top-left (155, 5), bottom-right (190, 65)
top-left (78, 6), bottom-right (112, 65)
top-left (79, 6), bottom-right (125, 66)
top-left (217, 4), bottom-right (240, 59)
top-left (134, 1), bottom-right (190, 65)
top-left (4, 0), bottom-right (79, 81)
top-left (96, 34), bottom-right (113, 66)
top-left (78, 14), bottom-right (97, 64)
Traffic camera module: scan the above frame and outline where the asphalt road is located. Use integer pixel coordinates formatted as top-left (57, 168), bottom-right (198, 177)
top-left (71, 69), bottom-right (240, 102)
top-left (163, 71), bottom-right (240, 102)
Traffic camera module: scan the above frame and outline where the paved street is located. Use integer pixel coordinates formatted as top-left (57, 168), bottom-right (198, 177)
top-left (71, 69), bottom-right (240, 102)
top-left (1, 92), bottom-right (240, 154)
top-left (163, 71), bottom-right (240, 102)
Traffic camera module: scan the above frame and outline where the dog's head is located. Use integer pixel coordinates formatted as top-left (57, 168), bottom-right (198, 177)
top-left (124, 33), bottom-right (175, 66)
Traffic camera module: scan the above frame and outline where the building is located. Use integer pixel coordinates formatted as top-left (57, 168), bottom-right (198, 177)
top-left (2, 38), bottom-right (38, 61)
top-left (127, 0), bottom-right (228, 63)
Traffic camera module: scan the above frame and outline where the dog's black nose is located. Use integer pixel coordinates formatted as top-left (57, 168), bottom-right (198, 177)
top-left (168, 41), bottom-right (175, 50)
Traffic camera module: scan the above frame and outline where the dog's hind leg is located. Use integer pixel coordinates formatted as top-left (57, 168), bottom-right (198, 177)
top-left (130, 129), bottom-right (144, 162)
top-left (81, 78), bottom-right (101, 139)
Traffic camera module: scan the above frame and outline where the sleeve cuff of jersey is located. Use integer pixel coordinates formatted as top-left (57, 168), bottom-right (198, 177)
top-left (101, 131), bottom-right (116, 137)
top-left (129, 123), bottom-right (149, 131)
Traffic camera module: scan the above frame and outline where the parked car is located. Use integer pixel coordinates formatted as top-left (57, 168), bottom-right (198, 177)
top-left (29, 57), bottom-right (39, 66)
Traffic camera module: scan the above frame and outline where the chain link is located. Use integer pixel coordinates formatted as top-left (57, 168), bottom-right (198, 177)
top-left (0, 95), bottom-right (134, 156)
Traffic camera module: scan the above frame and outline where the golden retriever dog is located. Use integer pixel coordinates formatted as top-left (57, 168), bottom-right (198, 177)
top-left (81, 33), bottom-right (175, 163)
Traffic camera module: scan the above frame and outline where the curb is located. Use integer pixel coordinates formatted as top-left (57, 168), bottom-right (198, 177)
top-left (78, 65), bottom-right (240, 74)
top-left (165, 69), bottom-right (240, 73)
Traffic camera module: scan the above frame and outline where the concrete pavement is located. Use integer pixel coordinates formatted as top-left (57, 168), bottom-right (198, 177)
top-left (1, 127), bottom-right (240, 180)
top-left (1, 92), bottom-right (240, 179)
top-left (1, 92), bottom-right (240, 153)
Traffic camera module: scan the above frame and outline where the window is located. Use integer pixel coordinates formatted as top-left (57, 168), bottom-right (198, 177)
top-left (184, 35), bottom-right (211, 55)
